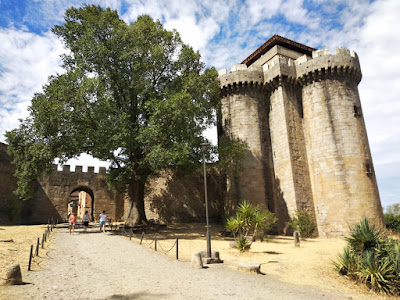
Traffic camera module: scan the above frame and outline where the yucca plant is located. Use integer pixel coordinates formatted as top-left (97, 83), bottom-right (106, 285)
top-left (253, 207), bottom-right (277, 241)
top-left (346, 218), bottom-right (380, 253)
top-left (334, 246), bottom-right (358, 275)
top-left (334, 218), bottom-right (400, 295)
top-left (236, 235), bottom-right (251, 251)
top-left (225, 200), bottom-right (276, 251)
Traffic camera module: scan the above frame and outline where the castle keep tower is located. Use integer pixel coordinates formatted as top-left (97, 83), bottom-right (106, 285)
top-left (219, 35), bottom-right (384, 237)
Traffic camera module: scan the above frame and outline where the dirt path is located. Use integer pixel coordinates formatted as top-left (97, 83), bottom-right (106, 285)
top-left (2, 227), bottom-right (353, 300)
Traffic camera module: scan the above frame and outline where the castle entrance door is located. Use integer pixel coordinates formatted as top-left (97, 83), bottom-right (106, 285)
top-left (68, 187), bottom-right (95, 221)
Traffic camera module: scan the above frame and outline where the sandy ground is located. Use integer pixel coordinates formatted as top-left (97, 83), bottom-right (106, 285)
top-left (0, 224), bottom-right (52, 277)
top-left (0, 223), bottom-right (396, 300)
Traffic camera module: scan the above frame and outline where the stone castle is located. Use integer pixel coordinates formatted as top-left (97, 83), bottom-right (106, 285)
top-left (1, 35), bottom-right (384, 237)
top-left (218, 35), bottom-right (383, 237)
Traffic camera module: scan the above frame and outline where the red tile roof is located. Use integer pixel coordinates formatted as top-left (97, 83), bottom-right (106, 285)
top-left (241, 35), bottom-right (316, 66)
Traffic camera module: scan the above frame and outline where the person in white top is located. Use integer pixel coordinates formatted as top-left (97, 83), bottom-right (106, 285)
top-left (82, 211), bottom-right (90, 233)
top-left (99, 211), bottom-right (107, 232)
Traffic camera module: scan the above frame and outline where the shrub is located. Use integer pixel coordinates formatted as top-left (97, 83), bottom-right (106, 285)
top-left (384, 213), bottom-right (400, 232)
top-left (0, 197), bottom-right (22, 222)
top-left (287, 209), bottom-right (316, 238)
top-left (236, 235), bottom-right (251, 252)
top-left (225, 200), bottom-right (276, 251)
top-left (334, 218), bottom-right (400, 295)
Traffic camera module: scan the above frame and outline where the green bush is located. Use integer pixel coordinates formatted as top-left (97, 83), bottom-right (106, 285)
top-left (334, 218), bottom-right (400, 295)
top-left (385, 213), bottom-right (400, 232)
top-left (287, 209), bottom-right (316, 238)
top-left (236, 235), bottom-right (251, 252)
top-left (225, 200), bottom-right (276, 251)
top-left (0, 197), bottom-right (22, 222)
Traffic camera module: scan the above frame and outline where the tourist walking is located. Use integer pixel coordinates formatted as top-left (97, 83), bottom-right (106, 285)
top-left (99, 211), bottom-right (107, 232)
top-left (69, 212), bottom-right (76, 235)
top-left (82, 211), bottom-right (90, 233)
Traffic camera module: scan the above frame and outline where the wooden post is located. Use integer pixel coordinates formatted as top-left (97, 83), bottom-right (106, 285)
top-left (42, 234), bottom-right (44, 248)
top-left (28, 245), bottom-right (33, 271)
top-left (176, 238), bottom-right (179, 260)
top-left (154, 234), bottom-right (157, 251)
top-left (294, 230), bottom-right (300, 247)
top-left (129, 230), bottom-right (132, 240)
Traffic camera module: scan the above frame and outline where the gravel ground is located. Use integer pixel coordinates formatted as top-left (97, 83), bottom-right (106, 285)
top-left (2, 227), bottom-right (353, 300)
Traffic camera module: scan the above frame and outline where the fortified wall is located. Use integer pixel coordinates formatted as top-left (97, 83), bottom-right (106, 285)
top-left (0, 142), bottom-right (223, 224)
top-left (219, 35), bottom-right (384, 237)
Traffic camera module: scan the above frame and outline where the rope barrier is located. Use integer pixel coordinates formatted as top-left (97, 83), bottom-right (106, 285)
top-left (28, 219), bottom-right (56, 271)
top-left (157, 239), bottom-right (177, 254)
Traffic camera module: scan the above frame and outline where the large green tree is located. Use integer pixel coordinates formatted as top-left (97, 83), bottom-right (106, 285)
top-left (5, 5), bottom-right (220, 226)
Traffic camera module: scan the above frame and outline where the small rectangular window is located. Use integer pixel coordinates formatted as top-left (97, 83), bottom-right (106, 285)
top-left (354, 105), bottom-right (362, 117)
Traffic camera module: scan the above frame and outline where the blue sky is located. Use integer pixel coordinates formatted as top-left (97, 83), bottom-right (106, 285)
top-left (0, 0), bottom-right (399, 209)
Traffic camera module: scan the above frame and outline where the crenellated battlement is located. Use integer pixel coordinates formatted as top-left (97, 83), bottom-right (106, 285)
top-left (219, 47), bottom-right (362, 92)
top-left (219, 64), bottom-right (264, 93)
top-left (51, 164), bottom-right (107, 175)
top-left (295, 47), bottom-right (362, 84)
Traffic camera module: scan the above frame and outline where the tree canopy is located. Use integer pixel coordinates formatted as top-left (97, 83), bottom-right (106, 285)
top-left (5, 5), bottom-right (220, 225)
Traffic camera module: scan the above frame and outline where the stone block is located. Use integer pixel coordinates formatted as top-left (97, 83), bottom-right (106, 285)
top-left (199, 250), bottom-right (223, 264)
top-left (191, 252), bottom-right (203, 269)
top-left (3, 264), bottom-right (23, 285)
top-left (238, 263), bottom-right (261, 274)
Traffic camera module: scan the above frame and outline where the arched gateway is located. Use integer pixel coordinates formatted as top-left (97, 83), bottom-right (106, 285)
top-left (23, 165), bottom-right (124, 224)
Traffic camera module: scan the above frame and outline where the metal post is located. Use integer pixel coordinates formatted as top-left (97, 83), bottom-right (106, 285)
top-left (154, 234), bottom-right (157, 251)
top-left (201, 143), bottom-right (211, 258)
top-left (140, 232), bottom-right (145, 244)
top-left (176, 238), bottom-right (179, 260)
top-left (42, 233), bottom-right (44, 248)
top-left (36, 238), bottom-right (39, 256)
top-left (129, 230), bottom-right (132, 240)
top-left (28, 245), bottom-right (33, 271)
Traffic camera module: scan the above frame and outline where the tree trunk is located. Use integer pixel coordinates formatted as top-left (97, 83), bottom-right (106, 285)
top-left (125, 177), bottom-right (147, 227)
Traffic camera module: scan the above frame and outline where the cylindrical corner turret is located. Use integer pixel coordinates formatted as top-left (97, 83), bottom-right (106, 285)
top-left (218, 65), bottom-right (269, 210)
top-left (295, 48), bottom-right (362, 85)
top-left (299, 47), bottom-right (383, 236)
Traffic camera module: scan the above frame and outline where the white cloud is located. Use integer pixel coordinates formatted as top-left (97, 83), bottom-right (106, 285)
top-left (0, 29), bottom-right (64, 141)
top-left (0, 0), bottom-right (398, 207)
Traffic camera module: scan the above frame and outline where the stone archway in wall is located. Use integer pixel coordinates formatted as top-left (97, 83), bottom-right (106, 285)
top-left (68, 186), bottom-right (95, 221)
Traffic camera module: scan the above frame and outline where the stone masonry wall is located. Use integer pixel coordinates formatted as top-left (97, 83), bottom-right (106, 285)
top-left (219, 44), bottom-right (384, 237)
top-left (219, 66), bottom-right (268, 208)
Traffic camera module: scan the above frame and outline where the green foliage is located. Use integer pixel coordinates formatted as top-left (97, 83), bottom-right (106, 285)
top-left (334, 218), bottom-right (400, 295)
top-left (385, 214), bottom-right (400, 232)
top-left (287, 209), bottom-right (316, 238)
top-left (236, 235), bottom-right (251, 252)
top-left (5, 5), bottom-right (219, 224)
top-left (225, 200), bottom-right (276, 251)
top-left (216, 137), bottom-right (246, 176)
top-left (0, 197), bottom-right (22, 222)
top-left (386, 203), bottom-right (400, 215)
top-left (346, 218), bottom-right (380, 252)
